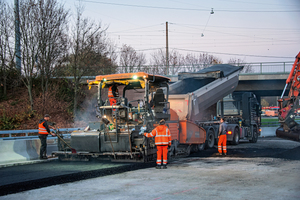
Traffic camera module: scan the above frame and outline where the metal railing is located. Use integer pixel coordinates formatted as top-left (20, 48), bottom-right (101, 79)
top-left (114, 61), bottom-right (294, 75)
top-left (0, 128), bottom-right (83, 140)
top-left (56, 62), bottom-right (294, 80)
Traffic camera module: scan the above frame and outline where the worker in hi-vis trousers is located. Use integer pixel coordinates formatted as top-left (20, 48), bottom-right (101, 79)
top-left (218, 118), bottom-right (228, 156)
top-left (144, 119), bottom-right (171, 169)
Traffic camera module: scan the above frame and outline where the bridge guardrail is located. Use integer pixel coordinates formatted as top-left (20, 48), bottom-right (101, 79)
top-left (56, 62), bottom-right (294, 78)
top-left (0, 128), bottom-right (83, 140)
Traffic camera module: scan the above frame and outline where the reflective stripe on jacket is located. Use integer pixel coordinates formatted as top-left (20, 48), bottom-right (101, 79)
top-left (38, 120), bottom-right (48, 135)
top-left (108, 86), bottom-right (119, 98)
top-left (144, 125), bottom-right (171, 146)
top-left (108, 86), bottom-right (114, 98)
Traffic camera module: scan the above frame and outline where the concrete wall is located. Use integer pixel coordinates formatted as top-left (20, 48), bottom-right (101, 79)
top-left (0, 138), bottom-right (58, 164)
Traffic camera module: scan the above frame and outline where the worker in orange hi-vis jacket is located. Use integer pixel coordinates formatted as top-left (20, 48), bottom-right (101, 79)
top-left (218, 118), bottom-right (228, 156)
top-left (144, 119), bottom-right (171, 169)
top-left (108, 84), bottom-right (119, 106)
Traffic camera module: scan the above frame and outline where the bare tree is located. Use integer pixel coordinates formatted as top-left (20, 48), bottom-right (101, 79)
top-left (18, 0), bottom-right (69, 111)
top-left (150, 50), bottom-right (222, 75)
top-left (0, 0), bottom-right (14, 98)
top-left (183, 53), bottom-right (222, 72)
top-left (66, 5), bottom-right (113, 116)
top-left (227, 58), bottom-right (253, 73)
top-left (119, 44), bottom-right (146, 73)
top-left (168, 50), bottom-right (184, 75)
top-left (150, 49), bottom-right (166, 74)
top-left (106, 39), bottom-right (118, 66)
top-left (151, 49), bottom-right (185, 75)
top-left (35, 0), bottom-right (69, 113)
top-left (19, 0), bottom-right (40, 110)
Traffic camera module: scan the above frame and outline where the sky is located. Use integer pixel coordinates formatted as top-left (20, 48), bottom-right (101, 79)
top-left (10, 0), bottom-right (300, 64)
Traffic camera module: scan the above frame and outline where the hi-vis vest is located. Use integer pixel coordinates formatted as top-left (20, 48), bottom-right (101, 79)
top-left (108, 86), bottom-right (119, 98)
top-left (108, 86), bottom-right (114, 98)
top-left (145, 125), bottom-right (171, 146)
top-left (38, 121), bottom-right (48, 135)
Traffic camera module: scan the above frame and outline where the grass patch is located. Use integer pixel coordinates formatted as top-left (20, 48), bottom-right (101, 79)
top-left (261, 118), bottom-right (278, 123)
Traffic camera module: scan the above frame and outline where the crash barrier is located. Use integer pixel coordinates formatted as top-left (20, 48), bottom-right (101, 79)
top-left (260, 127), bottom-right (277, 137)
top-left (0, 138), bottom-right (57, 164)
top-left (0, 128), bottom-right (83, 139)
top-left (0, 128), bottom-right (83, 164)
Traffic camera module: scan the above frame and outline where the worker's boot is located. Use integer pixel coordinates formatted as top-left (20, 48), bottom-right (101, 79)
top-left (217, 153), bottom-right (222, 156)
top-left (42, 152), bottom-right (48, 159)
top-left (155, 165), bottom-right (161, 169)
top-left (162, 165), bottom-right (167, 169)
top-left (40, 149), bottom-right (44, 159)
top-left (223, 153), bottom-right (227, 156)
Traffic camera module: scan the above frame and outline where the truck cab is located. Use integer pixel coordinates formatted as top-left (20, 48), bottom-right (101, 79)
top-left (217, 92), bottom-right (261, 144)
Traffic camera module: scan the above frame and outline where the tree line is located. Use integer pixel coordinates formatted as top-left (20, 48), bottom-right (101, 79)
top-left (0, 0), bottom-right (251, 117)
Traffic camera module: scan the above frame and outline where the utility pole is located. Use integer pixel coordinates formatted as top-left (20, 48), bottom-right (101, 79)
top-left (14, 0), bottom-right (21, 73)
top-left (165, 21), bottom-right (169, 75)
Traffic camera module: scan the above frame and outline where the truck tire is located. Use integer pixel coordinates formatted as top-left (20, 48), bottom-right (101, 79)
top-left (205, 129), bottom-right (215, 149)
top-left (232, 127), bottom-right (240, 145)
top-left (249, 127), bottom-right (258, 143)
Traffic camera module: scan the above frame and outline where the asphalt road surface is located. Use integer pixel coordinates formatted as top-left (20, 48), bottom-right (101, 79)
top-left (0, 137), bottom-right (300, 199)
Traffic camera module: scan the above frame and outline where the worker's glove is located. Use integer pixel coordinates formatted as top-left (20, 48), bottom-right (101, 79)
top-left (51, 131), bottom-right (56, 137)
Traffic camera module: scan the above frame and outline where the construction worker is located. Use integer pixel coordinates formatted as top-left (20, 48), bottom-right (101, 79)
top-left (108, 84), bottom-right (119, 106)
top-left (218, 118), bottom-right (228, 156)
top-left (144, 119), bottom-right (171, 169)
top-left (38, 114), bottom-right (56, 159)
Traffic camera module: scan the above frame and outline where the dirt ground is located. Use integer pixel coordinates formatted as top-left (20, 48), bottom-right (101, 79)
top-left (1, 137), bottom-right (299, 200)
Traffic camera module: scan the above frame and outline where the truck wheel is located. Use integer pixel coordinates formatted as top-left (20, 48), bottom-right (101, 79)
top-left (232, 127), bottom-right (240, 145)
top-left (206, 129), bottom-right (215, 148)
top-left (249, 128), bottom-right (258, 143)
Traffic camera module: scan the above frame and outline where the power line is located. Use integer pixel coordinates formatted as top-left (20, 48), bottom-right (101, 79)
top-left (79, 0), bottom-right (300, 13)
top-left (172, 48), bottom-right (295, 58)
top-left (172, 23), bottom-right (300, 31)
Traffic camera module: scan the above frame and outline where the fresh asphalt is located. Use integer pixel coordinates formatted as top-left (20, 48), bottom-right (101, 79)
top-left (0, 137), bottom-right (299, 197)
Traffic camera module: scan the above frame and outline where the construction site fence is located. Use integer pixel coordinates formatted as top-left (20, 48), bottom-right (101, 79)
top-left (0, 128), bottom-right (83, 140)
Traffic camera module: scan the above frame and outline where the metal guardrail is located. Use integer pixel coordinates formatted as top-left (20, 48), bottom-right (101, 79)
top-left (116, 62), bottom-right (294, 75)
top-left (0, 128), bottom-right (83, 139)
top-left (55, 62), bottom-right (293, 78)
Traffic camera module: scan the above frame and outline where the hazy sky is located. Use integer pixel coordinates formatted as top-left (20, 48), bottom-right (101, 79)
top-left (13, 0), bottom-right (300, 63)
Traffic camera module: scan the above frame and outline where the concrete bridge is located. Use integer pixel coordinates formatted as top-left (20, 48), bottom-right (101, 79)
top-left (166, 73), bottom-right (288, 101)
top-left (236, 73), bottom-right (288, 98)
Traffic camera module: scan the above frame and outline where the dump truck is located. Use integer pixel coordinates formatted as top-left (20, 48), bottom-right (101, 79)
top-left (168, 65), bottom-right (261, 149)
top-left (53, 72), bottom-right (206, 162)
